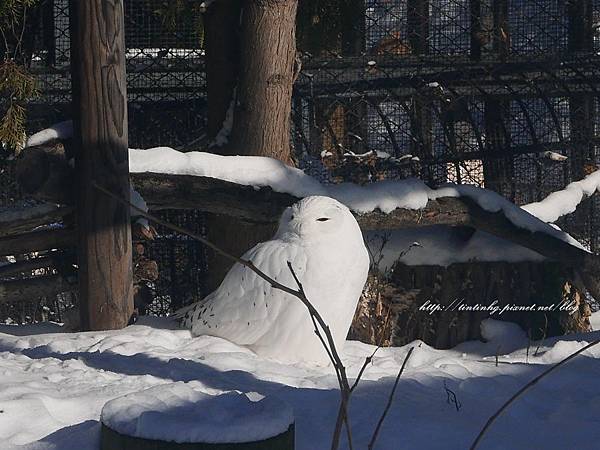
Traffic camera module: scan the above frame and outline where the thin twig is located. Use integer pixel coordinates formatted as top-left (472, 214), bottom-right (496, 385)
top-left (444, 380), bottom-right (462, 412)
top-left (286, 261), bottom-right (351, 449)
top-left (351, 345), bottom-right (379, 393)
top-left (368, 346), bottom-right (415, 450)
top-left (13, 5), bottom-right (28, 61)
top-left (470, 338), bottom-right (600, 450)
top-left (534, 314), bottom-right (548, 357)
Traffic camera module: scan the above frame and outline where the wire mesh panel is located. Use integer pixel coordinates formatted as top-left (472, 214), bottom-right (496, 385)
top-left (293, 0), bottom-right (600, 251)
top-left (145, 210), bottom-right (208, 316)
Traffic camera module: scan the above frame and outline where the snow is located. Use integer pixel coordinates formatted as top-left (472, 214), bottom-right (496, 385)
top-left (209, 89), bottom-right (236, 148)
top-left (523, 169), bottom-right (600, 223)
top-left (128, 147), bottom-right (327, 198)
top-left (25, 121), bottom-right (73, 148)
top-left (480, 319), bottom-right (529, 354)
top-left (2, 317), bottom-right (600, 450)
top-left (367, 226), bottom-right (545, 270)
top-left (101, 384), bottom-right (293, 443)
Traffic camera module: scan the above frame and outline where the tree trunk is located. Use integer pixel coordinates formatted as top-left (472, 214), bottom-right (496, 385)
top-left (229, 0), bottom-right (297, 161)
top-left (70, 0), bottom-right (134, 330)
top-left (205, 0), bottom-right (298, 291)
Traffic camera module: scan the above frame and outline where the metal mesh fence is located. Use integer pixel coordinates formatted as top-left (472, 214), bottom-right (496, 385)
top-left (293, 0), bottom-right (600, 252)
top-left (3, 0), bottom-right (600, 319)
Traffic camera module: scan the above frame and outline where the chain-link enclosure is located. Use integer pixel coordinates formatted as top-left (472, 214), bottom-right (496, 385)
top-left (3, 0), bottom-right (600, 321)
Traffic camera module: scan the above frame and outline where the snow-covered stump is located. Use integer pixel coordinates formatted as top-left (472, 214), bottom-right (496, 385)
top-left (100, 383), bottom-right (294, 450)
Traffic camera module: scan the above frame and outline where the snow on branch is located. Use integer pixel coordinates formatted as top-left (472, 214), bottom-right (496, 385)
top-left (523, 169), bottom-right (600, 223)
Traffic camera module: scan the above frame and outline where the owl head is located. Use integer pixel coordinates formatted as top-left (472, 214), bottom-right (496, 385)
top-left (276, 196), bottom-right (359, 243)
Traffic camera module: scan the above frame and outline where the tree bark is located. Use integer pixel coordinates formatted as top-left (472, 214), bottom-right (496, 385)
top-left (205, 0), bottom-right (299, 291)
top-left (229, 0), bottom-right (297, 161)
top-left (70, 0), bottom-right (134, 330)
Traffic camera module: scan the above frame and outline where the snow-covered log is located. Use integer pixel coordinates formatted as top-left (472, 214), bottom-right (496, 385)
top-left (14, 146), bottom-right (472, 226)
top-left (0, 203), bottom-right (73, 237)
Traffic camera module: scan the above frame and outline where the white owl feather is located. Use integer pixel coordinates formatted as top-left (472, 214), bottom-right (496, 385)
top-left (177, 196), bottom-right (370, 364)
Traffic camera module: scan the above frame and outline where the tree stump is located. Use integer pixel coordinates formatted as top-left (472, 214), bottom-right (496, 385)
top-left (100, 424), bottom-right (295, 450)
top-left (100, 383), bottom-right (294, 450)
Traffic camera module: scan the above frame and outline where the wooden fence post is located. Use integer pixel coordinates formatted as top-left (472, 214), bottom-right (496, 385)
top-left (70, 0), bottom-right (134, 330)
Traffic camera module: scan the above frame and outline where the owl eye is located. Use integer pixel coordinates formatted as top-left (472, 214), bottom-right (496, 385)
top-left (316, 217), bottom-right (330, 222)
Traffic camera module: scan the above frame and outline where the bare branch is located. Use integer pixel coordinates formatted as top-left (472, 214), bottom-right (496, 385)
top-left (351, 346), bottom-right (379, 393)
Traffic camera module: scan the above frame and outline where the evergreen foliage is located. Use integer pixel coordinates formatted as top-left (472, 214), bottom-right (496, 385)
top-left (0, 0), bottom-right (39, 153)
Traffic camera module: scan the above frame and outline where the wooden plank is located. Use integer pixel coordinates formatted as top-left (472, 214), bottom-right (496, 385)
top-left (0, 228), bottom-right (75, 257)
top-left (70, 0), bottom-right (134, 330)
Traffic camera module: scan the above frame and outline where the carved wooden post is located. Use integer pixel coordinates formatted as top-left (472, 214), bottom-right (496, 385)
top-left (70, 0), bottom-right (134, 330)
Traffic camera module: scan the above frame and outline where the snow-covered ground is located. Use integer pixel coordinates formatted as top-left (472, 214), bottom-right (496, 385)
top-left (1, 316), bottom-right (600, 450)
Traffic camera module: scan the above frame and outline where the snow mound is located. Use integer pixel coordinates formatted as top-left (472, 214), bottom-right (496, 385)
top-left (540, 340), bottom-right (591, 364)
top-left (480, 319), bottom-right (528, 354)
top-left (101, 383), bottom-right (293, 444)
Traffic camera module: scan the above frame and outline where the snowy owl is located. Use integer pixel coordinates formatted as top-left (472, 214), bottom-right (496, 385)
top-left (178, 196), bottom-right (369, 364)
